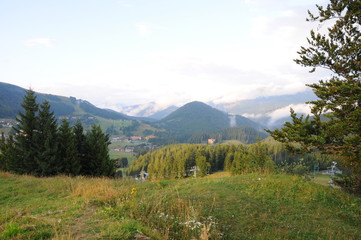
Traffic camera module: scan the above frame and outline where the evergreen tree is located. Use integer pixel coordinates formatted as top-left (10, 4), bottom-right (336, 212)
top-left (0, 133), bottom-right (15, 171)
top-left (73, 121), bottom-right (88, 175)
top-left (86, 125), bottom-right (114, 177)
top-left (58, 119), bottom-right (80, 175)
top-left (12, 89), bottom-right (39, 174)
top-left (36, 100), bottom-right (59, 176)
top-left (0, 133), bottom-right (7, 171)
top-left (193, 149), bottom-right (209, 177)
top-left (267, 0), bottom-right (360, 191)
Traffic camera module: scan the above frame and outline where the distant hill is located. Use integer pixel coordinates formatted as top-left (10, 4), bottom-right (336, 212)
top-left (216, 90), bottom-right (317, 115)
top-left (213, 90), bottom-right (317, 129)
top-left (0, 82), bottom-right (129, 120)
top-left (148, 105), bottom-right (178, 120)
top-left (151, 101), bottom-right (266, 143)
top-left (1, 83), bottom-right (267, 143)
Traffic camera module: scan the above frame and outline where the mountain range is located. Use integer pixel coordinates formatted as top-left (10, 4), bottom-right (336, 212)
top-left (0, 82), bottom-right (316, 144)
top-left (118, 90), bottom-right (316, 129)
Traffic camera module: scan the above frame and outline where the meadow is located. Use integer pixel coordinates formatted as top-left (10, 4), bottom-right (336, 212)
top-left (0, 171), bottom-right (360, 240)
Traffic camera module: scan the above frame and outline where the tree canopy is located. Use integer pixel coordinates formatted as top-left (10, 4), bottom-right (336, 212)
top-left (0, 89), bottom-right (115, 177)
top-left (267, 0), bottom-right (360, 190)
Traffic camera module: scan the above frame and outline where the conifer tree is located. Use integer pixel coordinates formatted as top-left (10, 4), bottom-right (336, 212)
top-left (36, 100), bottom-right (59, 176)
top-left (58, 119), bottom-right (80, 175)
top-left (0, 133), bottom-right (7, 171)
top-left (73, 121), bottom-right (88, 175)
top-left (86, 124), bottom-right (114, 177)
top-left (12, 89), bottom-right (39, 174)
top-left (269, 0), bottom-right (361, 192)
top-left (267, 0), bottom-right (360, 192)
top-left (0, 133), bottom-right (15, 171)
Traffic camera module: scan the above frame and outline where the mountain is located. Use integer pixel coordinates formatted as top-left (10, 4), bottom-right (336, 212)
top-left (213, 90), bottom-right (318, 129)
top-left (133, 90), bottom-right (317, 127)
top-left (0, 82), bottom-right (129, 120)
top-left (148, 105), bottom-right (178, 120)
top-left (158, 101), bottom-right (263, 132)
top-left (216, 90), bottom-right (317, 115)
top-left (116, 102), bottom-right (178, 119)
top-left (150, 101), bottom-right (266, 143)
top-left (0, 82), bottom-right (277, 144)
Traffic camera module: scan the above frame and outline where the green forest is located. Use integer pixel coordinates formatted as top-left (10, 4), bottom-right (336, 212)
top-left (127, 142), bottom-right (334, 179)
top-left (0, 90), bottom-right (115, 177)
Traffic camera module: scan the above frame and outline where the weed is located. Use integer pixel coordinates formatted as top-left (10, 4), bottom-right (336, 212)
top-left (1, 223), bottom-right (21, 239)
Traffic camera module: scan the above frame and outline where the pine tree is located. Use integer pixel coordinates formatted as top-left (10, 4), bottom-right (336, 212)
top-left (58, 119), bottom-right (80, 175)
top-left (12, 89), bottom-right (39, 174)
top-left (73, 121), bottom-right (88, 175)
top-left (86, 124), bottom-right (114, 177)
top-left (0, 133), bottom-right (15, 171)
top-left (36, 100), bottom-right (59, 176)
top-left (267, 0), bottom-right (360, 191)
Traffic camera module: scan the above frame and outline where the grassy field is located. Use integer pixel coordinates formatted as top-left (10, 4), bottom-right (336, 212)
top-left (0, 171), bottom-right (360, 240)
top-left (108, 142), bottom-right (136, 161)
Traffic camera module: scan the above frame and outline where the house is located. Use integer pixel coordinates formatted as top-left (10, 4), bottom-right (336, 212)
top-left (208, 139), bottom-right (216, 145)
top-left (124, 146), bottom-right (135, 153)
top-left (145, 135), bottom-right (156, 140)
top-left (131, 136), bottom-right (142, 141)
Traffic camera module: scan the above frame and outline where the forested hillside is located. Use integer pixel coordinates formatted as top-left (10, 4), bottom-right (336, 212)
top-left (128, 140), bottom-right (334, 179)
top-left (0, 89), bottom-right (115, 177)
top-left (150, 101), bottom-right (265, 144)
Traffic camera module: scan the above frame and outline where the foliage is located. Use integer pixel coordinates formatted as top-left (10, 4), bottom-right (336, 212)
top-left (86, 125), bottom-right (115, 177)
top-left (58, 119), bottom-right (80, 175)
top-left (128, 143), bottom-right (278, 178)
top-left (73, 120), bottom-right (88, 175)
top-left (121, 120), bottom-right (140, 137)
top-left (267, 0), bottom-right (361, 191)
top-left (0, 89), bottom-right (115, 177)
top-left (12, 89), bottom-right (39, 175)
top-left (188, 126), bottom-right (268, 144)
top-left (35, 100), bottom-right (60, 176)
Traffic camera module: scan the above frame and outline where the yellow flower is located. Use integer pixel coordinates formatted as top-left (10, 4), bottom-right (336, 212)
top-left (131, 188), bottom-right (137, 194)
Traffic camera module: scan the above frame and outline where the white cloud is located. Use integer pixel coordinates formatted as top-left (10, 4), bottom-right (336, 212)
top-left (23, 38), bottom-right (55, 48)
top-left (267, 103), bottom-right (312, 123)
top-left (136, 23), bottom-right (159, 37)
top-left (243, 103), bottom-right (312, 127)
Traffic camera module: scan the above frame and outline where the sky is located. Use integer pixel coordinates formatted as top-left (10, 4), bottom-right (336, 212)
top-left (0, 0), bottom-right (330, 112)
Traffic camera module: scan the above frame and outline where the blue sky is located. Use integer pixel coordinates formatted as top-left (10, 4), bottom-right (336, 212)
top-left (1, 0), bottom-right (328, 111)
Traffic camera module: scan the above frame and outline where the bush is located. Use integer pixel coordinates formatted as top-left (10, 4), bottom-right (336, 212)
top-left (334, 174), bottom-right (361, 195)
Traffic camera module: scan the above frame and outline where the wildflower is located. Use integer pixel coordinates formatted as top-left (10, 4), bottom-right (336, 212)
top-left (131, 187), bottom-right (137, 194)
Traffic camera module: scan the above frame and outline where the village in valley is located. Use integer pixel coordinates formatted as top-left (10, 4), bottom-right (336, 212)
top-left (110, 135), bottom-right (157, 153)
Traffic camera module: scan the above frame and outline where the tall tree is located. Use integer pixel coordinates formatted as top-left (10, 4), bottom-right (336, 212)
top-left (86, 124), bottom-right (114, 177)
top-left (58, 119), bottom-right (80, 175)
top-left (73, 121), bottom-right (88, 175)
top-left (267, 0), bottom-right (360, 191)
top-left (12, 89), bottom-right (39, 174)
top-left (36, 100), bottom-right (60, 176)
top-left (0, 133), bottom-right (15, 171)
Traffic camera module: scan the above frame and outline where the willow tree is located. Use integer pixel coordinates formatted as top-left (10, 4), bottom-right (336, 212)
top-left (267, 0), bottom-right (360, 191)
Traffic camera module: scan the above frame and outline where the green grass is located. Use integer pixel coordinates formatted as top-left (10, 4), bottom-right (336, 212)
top-left (0, 171), bottom-right (360, 239)
top-left (108, 142), bottom-right (136, 160)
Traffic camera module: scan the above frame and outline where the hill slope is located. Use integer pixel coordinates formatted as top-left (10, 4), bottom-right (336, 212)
top-left (157, 101), bottom-right (263, 134)
top-left (0, 82), bottom-right (129, 120)
top-left (1, 171), bottom-right (360, 240)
